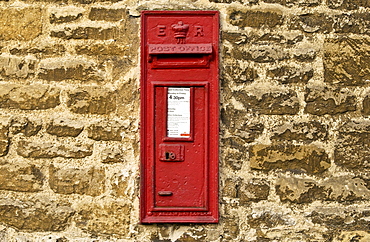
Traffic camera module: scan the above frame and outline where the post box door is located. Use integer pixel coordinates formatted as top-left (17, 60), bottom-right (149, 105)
top-left (141, 11), bottom-right (219, 223)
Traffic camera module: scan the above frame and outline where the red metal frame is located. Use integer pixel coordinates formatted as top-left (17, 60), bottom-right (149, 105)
top-left (140, 10), bottom-right (219, 223)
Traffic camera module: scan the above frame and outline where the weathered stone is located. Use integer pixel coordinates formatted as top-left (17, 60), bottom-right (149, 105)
top-left (293, 46), bottom-right (318, 61)
top-left (51, 27), bottom-right (119, 40)
top-left (101, 146), bottom-right (125, 163)
top-left (74, 201), bottom-right (130, 236)
top-left (222, 216), bottom-right (240, 239)
top-left (328, 0), bottom-right (370, 10)
top-left (324, 37), bottom-right (370, 86)
top-left (267, 65), bottom-right (314, 84)
top-left (334, 13), bottom-right (370, 35)
top-left (309, 207), bottom-right (370, 231)
top-left (249, 144), bottom-right (330, 174)
top-left (290, 13), bottom-right (333, 33)
top-left (239, 178), bottom-right (270, 203)
top-left (50, 7), bottom-right (84, 24)
top-left (242, 45), bottom-right (289, 63)
top-left (229, 9), bottom-right (283, 28)
top-left (363, 94), bottom-right (370, 115)
top-left (0, 54), bottom-right (37, 78)
top-left (234, 89), bottom-right (300, 115)
top-left (333, 231), bottom-right (370, 242)
top-left (0, 163), bottom-right (43, 192)
top-left (111, 173), bottom-right (131, 197)
top-left (271, 121), bottom-right (328, 142)
top-left (72, 0), bottom-right (123, 3)
top-left (0, 197), bottom-right (74, 231)
top-left (276, 176), bottom-right (370, 203)
top-left (89, 8), bottom-right (127, 21)
top-left (87, 120), bottom-right (127, 141)
top-left (222, 178), bottom-right (240, 198)
top-left (335, 120), bottom-right (370, 170)
top-left (223, 136), bottom-right (248, 170)
top-left (0, 7), bottom-right (42, 41)
top-left (17, 140), bottom-right (93, 159)
top-left (66, 86), bottom-right (116, 114)
top-left (0, 84), bottom-right (60, 110)
top-left (10, 116), bottom-right (41, 137)
top-left (10, 44), bottom-right (66, 57)
top-left (0, 120), bottom-right (9, 157)
top-left (49, 164), bottom-right (105, 196)
top-left (75, 43), bottom-right (129, 56)
top-left (39, 57), bottom-right (104, 82)
top-left (210, 0), bottom-right (244, 3)
top-left (117, 78), bottom-right (140, 116)
top-left (264, 0), bottom-right (321, 7)
top-left (223, 61), bottom-right (258, 84)
top-left (304, 86), bottom-right (357, 115)
top-left (46, 117), bottom-right (84, 137)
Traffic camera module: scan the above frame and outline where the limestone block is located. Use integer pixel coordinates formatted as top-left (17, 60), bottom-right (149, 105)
top-left (328, 0), bottom-right (370, 10)
top-left (10, 116), bottom-right (42, 137)
top-left (264, 0), bottom-right (321, 7)
top-left (335, 120), bottom-right (370, 169)
top-left (0, 198), bottom-right (74, 232)
top-left (49, 164), bottom-right (105, 196)
top-left (46, 117), bottom-right (84, 137)
top-left (10, 44), bottom-right (66, 57)
top-left (0, 84), bottom-right (60, 110)
top-left (0, 120), bottom-right (9, 157)
top-left (49, 7), bottom-right (84, 24)
top-left (75, 43), bottom-right (129, 56)
top-left (89, 7), bottom-right (127, 21)
top-left (249, 144), bottom-right (330, 174)
top-left (111, 173), bottom-right (130, 197)
top-left (0, 7), bottom-right (42, 41)
top-left (229, 9), bottom-right (283, 28)
top-left (290, 13), bottom-right (334, 33)
top-left (271, 121), bottom-right (328, 143)
top-left (304, 86), bottom-right (357, 115)
top-left (334, 13), bottom-right (370, 35)
top-left (276, 176), bottom-right (370, 203)
top-left (17, 140), bottom-right (93, 159)
top-left (223, 136), bottom-right (249, 170)
top-left (234, 89), bottom-right (299, 115)
top-left (39, 57), bottom-right (104, 82)
top-left (101, 146), bottom-right (125, 163)
top-left (223, 62), bottom-right (258, 84)
top-left (324, 37), bottom-right (370, 86)
top-left (51, 27), bottom-right (119, 40)
top-left (267, 65), bottom-right (314, 84)
top-left (242, 45), bottom-right (289, 63)
top-left (66, 86), bottom-right (116, 114)
top-left (74, 201), bottom-right (131, 236)
top-left (238, 178), bottom-right (270, 204)
top-left (87, 119), bottom-right (128, 141)
top-left (0, 163), bottom-right (43, 192)
top-left (0, 54), bottom-right (36, 78)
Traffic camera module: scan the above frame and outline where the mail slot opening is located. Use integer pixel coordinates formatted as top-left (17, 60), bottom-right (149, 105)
top-left (150, 54), bottom-right (211, 69)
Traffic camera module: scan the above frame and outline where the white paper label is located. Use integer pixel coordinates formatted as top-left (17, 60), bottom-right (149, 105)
top-left (167, 87), bottom-right (190, 138)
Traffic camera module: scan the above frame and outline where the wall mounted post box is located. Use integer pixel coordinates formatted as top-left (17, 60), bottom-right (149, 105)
top-left (140, 11), bottom-right (219, 223)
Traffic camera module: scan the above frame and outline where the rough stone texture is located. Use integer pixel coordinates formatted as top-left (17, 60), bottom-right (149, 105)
top-left (9, 116), bottom-right (41, 137)
top-left (0, 120), bottom-right (9, 157)
top-left (38, 58), bottom-right (104, 82)
top-left (75, 43), bottom-right (129, 56)
top-left (290, 13), bottom-right (333, 33)
top-left (49, 7), bottom-right (84, 24)
top-left (267, 65), bottom-right (314, 84)
top-left (51, 27), bottom-right (119, 40)
top-left (0, 163), bottom-right (43, 192)
top-left (271, 121), bottom-right (328, 143)
top-left (223, 61), bottom-right (258, 84)
top-left (89, 7), bottom-right (127, 21)
top-left (101, 146), bottom-right (125, 163)
top-left (229, 9), bottom-right (283, 28)
top-left (305, 86), bottom-right (357, 115)
top-left (74, 201), bottom-right (131, 236)
top-left (10, 44), bottom-right (66, 57)
top-left (46, 117), bottom-right (84, 137)
top-left (17, 140), bottom-right (93, 159)
top-left (87, 120), bottom-right (127, 141)
top-left (223, 136), bottom-right (249, 170)
top-left (0, 197), bottom-right (74, 232)
top-left (335, 121), bottom-right (370, 170)
top-left (264, 0), bottom-right (321, 7)
top-left (328, 0), bottom-right (370, 10)
top-left (249, 144), bottom-right (331, 174)
top-left (49, 164), bottom-right (105, 196)
top-left (0, 8), bottom-right (42, 41)
top-left (0, 54), bottom-right (37, 78)
top-left (66, 87), bottom-right (116, 114)
top-left (324, 37), bottom-right (370, 86)
top-left (276, 176), bottom-right (370, 203)
top-left (239, 178), bottom-right (270, 204)
top-left (234, 89), bottom-right (300, 115)
top-left (0, 84), bottom-right (60, 110)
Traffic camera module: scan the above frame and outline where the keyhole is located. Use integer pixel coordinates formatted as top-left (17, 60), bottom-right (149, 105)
top-left (165, 152), bottom-right (176, 160)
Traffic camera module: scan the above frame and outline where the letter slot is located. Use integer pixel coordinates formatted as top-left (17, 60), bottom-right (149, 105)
top-left (141, 11), bottom-right (219, 224)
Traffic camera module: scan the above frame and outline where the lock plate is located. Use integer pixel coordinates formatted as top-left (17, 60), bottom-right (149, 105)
top-left (159, 144), bottom-right (184, 162)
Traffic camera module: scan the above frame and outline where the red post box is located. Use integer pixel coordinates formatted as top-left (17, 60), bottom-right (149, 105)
top-left (140, 11), bottom-right (219, 223)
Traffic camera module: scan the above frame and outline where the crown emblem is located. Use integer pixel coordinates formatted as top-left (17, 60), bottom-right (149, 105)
top-left (172, 21), bottom-right (189, 44)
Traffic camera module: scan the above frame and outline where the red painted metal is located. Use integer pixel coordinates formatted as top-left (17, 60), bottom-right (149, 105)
top-left (140, 11), bottom-right (219, 223)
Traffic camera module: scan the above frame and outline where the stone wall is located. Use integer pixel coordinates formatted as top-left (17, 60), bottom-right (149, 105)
top-left (0, 0), bottom-right (369, 241)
